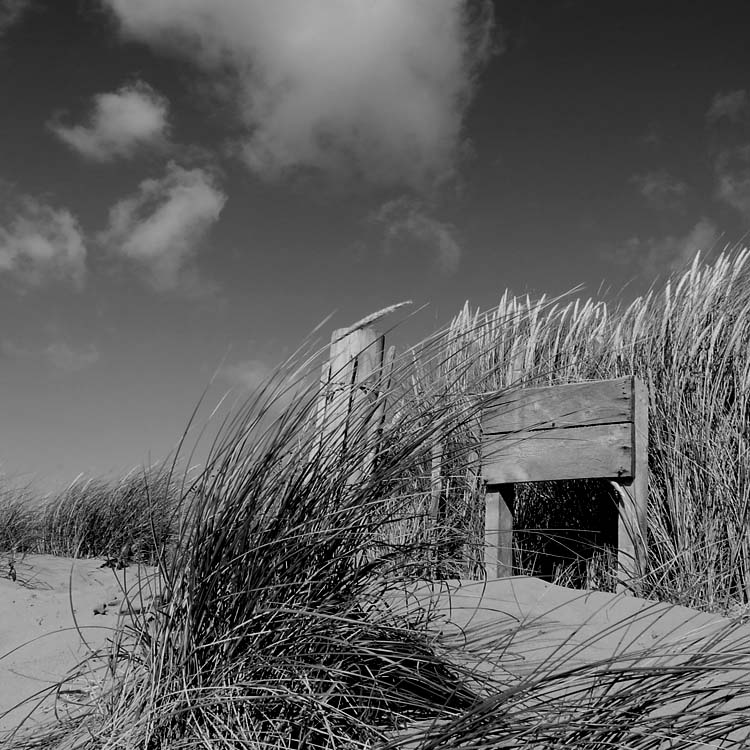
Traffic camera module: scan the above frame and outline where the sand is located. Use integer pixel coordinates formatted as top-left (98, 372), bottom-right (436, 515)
top-left (2, 555), bottom-right (750, 743)
top-left (1, 555), bottom-right (162, 739)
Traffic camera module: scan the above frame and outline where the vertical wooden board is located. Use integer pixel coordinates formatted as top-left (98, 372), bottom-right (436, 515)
top-left (362, 343), bottom-right (395, 477)
top-left (484, 488), bottom-right (514, 578)
top-left (329, 327), bottom-right (373, 386)
top-left (462, 411), bottom-right (482, 575)
top-left (615, 376), bottom-right (649, 591)
top-left (632, 377), bottom-right (649, 541)
top-left (324, 327), bottom-right (379, 458)
top-left (613, 481), bottom-right (639, 588)
top-left (350, 333), bottom-right (385, 432)
top-left (484, 489), bottom-right (500, 577)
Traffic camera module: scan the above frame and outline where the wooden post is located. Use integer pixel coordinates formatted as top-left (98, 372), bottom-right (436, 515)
top-left (355, 343), bottom-right (394, 479)
top-left (428, 438), bottom-right (444, 574)
top-left (317, 327), bottom-right (381, 459)
top-left (315, 302), bottom-right (409, 464)
top-left (463, 412), bottom-right (483, 576)
top-left (613, 377), bottom-right (649, 588)
top-left (483, 342), bottom-right (524, 577)
top-left (316, 325), bottom-right (394, 485)
top-left (484, 484), bottom-right (515, 577)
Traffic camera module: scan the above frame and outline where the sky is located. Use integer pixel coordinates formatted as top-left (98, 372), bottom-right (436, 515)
top-left (1, 0), bottom-right (749, 494)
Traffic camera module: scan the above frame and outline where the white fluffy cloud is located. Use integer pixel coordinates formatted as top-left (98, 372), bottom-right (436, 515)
top-left (0, 0), bottom-right (30, 36)
top-left (102, 0), bottom-right (495, 190)
top-left (222, 358), bottom-right (273, 392)
top-left (101, 163), bottom-right (226, 291)
top-left (611, 218), bottom-right (721, 279)
top-left (0, 193), bottom-right (86, 288)
top-left (0, 337), bottom-right (99, 373)
top-left (706, 90), bottom-right (749, 125)
top-left (45, 341), bottom-right (100, 372)
top-left (715, 146), bottom-right (750, 221)
top-left (631, 170), bottom-right (688, 212)
top-left (50, 82), bottom-right (169, 162)
top-left (373, 196), bottom-right (461, 273)
top-left (706, 89), bottom-right (750, 224)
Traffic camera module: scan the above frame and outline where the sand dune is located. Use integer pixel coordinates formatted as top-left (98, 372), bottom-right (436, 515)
top-left (1, 555), bottom-right (162, 738)
top-left (2, 556), bottom-right (750, 743)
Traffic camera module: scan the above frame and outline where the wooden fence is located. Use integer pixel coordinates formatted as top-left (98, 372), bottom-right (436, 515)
top-left (318, 323), bottom-right (649, 588)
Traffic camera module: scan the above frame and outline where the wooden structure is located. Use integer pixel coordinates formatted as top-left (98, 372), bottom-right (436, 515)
top-left (482, 377), bottom-right (649, 585)
top-left (316, 324), bottom-right (394, 482)
top-left (319, 323), bottom-right (649, 588)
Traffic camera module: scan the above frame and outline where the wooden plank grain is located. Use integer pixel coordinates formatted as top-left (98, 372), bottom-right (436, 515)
top-left (616, 376), bottom-right (650, 589)
top-left (482, 377), bottom-right (632, 434)
top-left (481, 423), bottom-right (634, 483)
top-left (484, 488), bottom-right (514, 577)
top-left (632, 377), bottom-right (649, 538)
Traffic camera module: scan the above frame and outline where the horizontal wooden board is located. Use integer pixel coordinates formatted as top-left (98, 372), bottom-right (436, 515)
top-left (482, 423), bottom-right (634, 483)
top-left (482, 377), bottom-right (633, 434)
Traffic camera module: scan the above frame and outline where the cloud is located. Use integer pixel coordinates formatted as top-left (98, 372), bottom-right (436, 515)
top-left (706, 90), bottom-right (750, 224)
top-left (706, 90), bottom-right (749, 125)
top-left (0, 192), bottom-right (86, 289)
top-left (100, 162), bottom-right (226, 291)
top-left (221, 358), bottom-right (273, 392)
top-left (715, 146), bottom-right (750, 222)
top-left (45, 341), bottom-right (100, 372)
top-left (373, 196), bottom-right (461, 273)
top-left (0, 337), bottom-right (99, 373)
top-left (0, 0), bottom-right (30, 36)
top-left (49, 82), bottom-right (170, 162)
top-left (102, 0), bottom-right (496, 191)
top-left (608, 218), bottom-right (721, 279)
top-left (630, 170), bottom-right (688, 212)
top-left (639, 126), bottom-right (661, 148)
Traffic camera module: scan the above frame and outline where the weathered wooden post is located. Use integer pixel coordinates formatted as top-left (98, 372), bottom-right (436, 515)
top-left (484, 484), bottom-right (515, 577)
top-left (315, 305), bottom-right (404, 481)
top-left (484, 342), bottom-right (524, 577)
top-left (610, 377), bottom-right (649, 585)
top-left (481, 376), bottom-right (649, 589)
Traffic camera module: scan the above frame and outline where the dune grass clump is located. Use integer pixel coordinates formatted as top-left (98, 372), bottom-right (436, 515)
top-left (5, 289), bottom-right (750, 748)
top-left (4, 332), bottom-right (493, 749)
top-left (34, 467), bottom-right (181, 561)
top-left (444, 245), bottom-right (750, 610)
top-left (0, 483), bottom-right (39, 556)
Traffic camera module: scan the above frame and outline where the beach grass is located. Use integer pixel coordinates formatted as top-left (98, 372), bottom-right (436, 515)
top-left (0, 467), bottom-right (180, 564)
top-left (2, 245), bottom-right (750, 747)
top-left (444, 245), bottom-right (750, 610)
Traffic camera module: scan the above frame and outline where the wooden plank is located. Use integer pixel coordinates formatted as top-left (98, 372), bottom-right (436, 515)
top-left (463, 412), bottom-right (483, 576)
top-left (483, 377), bottom-right (632, 434)
top-left (362, 344), bottom-right (395, 477)
top-left (632, 377), bottom-right (649, 543)
top-left (613, 482), bottom-right (638, 587)
top-left (324, 326), bottom-right (383, 453)
top-left (484, 487), bottom-right (514, 577)
top-left (481, 423), bottom-right (634, 484)
top-left (616, 377), bottom-right (649, 589)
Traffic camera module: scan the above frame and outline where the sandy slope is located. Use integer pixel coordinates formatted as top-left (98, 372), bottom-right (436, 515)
top-left (2, 556), bottom-right (750, 742)
top-left (0, 555), bottom-right (161, 739)
top-left (387, 577), bottom-right (750, 674)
